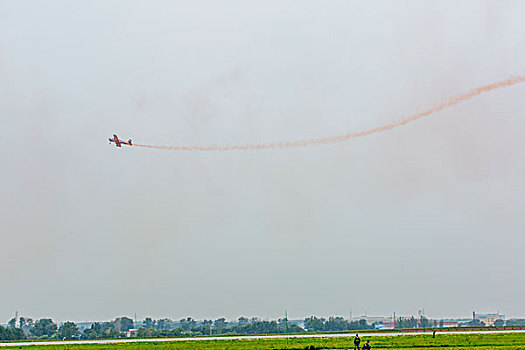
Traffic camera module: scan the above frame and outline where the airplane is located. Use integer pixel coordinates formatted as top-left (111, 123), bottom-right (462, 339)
top-left (109, 134), bottom-right (132, 147)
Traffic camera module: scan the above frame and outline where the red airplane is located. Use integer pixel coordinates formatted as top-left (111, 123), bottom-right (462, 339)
top-left (109, 134), bottom-right (132, 147)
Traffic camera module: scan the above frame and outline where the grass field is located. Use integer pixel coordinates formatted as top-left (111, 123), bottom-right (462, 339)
top-left (11, 332), bottom-right (525, 350)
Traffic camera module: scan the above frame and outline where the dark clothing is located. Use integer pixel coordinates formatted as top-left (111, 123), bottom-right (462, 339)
top-left (363, 341), bottom-right (371, 349)
top-left (354, 336), bottom-right (361, 350)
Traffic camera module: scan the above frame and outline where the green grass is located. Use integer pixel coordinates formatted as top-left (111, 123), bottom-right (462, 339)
top-left (14, 332), bottom-right (525, 350)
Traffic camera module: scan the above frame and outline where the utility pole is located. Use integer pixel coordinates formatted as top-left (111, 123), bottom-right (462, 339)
top-left (15, 311), bottom-right (18, 328)
top-left (393, 312), bottom-right (396, 329)
top-left (285, 310), bottom-right (289, 349)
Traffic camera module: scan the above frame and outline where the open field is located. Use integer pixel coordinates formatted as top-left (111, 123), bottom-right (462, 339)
top-left (3, 332), bottom-right (525, 349)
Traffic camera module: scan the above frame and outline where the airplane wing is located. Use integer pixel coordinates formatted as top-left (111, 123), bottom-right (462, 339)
top-left (113, 134), bottom-right (121, 147)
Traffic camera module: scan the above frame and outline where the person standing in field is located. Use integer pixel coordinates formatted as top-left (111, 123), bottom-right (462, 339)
top-left (354, 334), bottom-right (361, 350)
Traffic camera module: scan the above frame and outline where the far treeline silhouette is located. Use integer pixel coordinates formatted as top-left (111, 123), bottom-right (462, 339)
top-left (1, 316), bottom-right (525, 341)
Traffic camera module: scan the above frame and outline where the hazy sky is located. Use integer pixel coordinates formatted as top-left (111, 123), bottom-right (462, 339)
top-left (1, 0), bottom-right (525, 323)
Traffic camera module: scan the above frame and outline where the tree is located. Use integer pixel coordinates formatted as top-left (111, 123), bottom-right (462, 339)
top-left (156, 318), bottom-right (174, 330)
top-left (137, 327), bottom-right (157, 338)
top-left (0, 326), bottom-right (25, 340)
top-left (31, 319), bottom-right (57, 337)
top-left (349, 319), bottom-right (372, 330)
top-left (396, 317), bottom-right (417, 329)
top-left (324, 317), bottom-right (349, 331)
top-left (58, 322), bottom-right (79, 339)
top-left (506, 319), bottom-right (525, 326)
top-left (143, 317), bottom-right (155, 329)
top-left (214, 318), bottom-right (227, 330)
top-left (494, 319), bottom-right (504, 327)
top-left (83, 322), bottom-right (116, 339)
top-left (179, 317), bottom-right (196, 331)
top-left (466, 319), bottom-right (484, 327)
top-left (19, 317), bottom-right (34, 333)
top-left (114, 317), bottom-right (134, 332)
top-left (82, 322), bottom-right (120, 339)
top-left (7, 318), bottom-right (16, 328)
top-left (304, 316), bottom-right (325, 332)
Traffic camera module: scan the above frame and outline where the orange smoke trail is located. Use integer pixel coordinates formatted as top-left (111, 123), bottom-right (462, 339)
top-left (133, 75), bottom-right (525, 151)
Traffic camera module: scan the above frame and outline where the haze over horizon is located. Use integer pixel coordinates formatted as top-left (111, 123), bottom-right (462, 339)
top-left (1, 0), bottom-right (525, 323)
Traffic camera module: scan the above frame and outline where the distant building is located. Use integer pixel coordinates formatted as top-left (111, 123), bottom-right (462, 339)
top-left (375, 320), bottom-right (394, 329)
top-left (349, 316), bottom-right (395, 329)
top-left (440, 319), bottom-right (471, 327)
top-left (126, 329), bottom-right (138, 337)
top-left (473, 312), bottom-right (504, 326)
top-left (350, 316), bottom-right (393, 326)
top-left (441, 320), bottom-right (460, 327)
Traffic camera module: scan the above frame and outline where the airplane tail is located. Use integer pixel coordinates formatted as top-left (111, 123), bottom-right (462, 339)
top-left (128, 139), bottom-right (132, 146)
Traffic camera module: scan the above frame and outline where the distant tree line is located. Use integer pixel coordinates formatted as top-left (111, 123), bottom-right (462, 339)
top-left (2, 315), bottom-right (525, 341)
top-left (135, 316), bottom-right (304, 337)
top-left (304, 317), bottom-right (373, 332)
top-left (0, 316), bottom-right (134, 341)
top-left (395, 317), bottom-right (438, 329)
top-left (0, 326), bottom-right (25, 341)
top-left (506, 319), bottom-right (525, 326)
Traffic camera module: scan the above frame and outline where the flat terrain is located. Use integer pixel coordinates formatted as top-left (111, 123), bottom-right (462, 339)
top-left (2, 331), bottom-right (525, 349)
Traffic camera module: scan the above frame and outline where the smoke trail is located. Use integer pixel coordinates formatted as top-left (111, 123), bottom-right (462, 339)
top-left (133, 75), bottom-right (525, 151)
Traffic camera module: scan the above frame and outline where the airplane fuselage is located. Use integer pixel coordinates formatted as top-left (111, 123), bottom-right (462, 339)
top-left (109, 134), bottom-right (132, 147)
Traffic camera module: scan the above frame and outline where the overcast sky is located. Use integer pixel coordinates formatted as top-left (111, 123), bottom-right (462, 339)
top-left (1, 0), bottom-right (525, 323)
